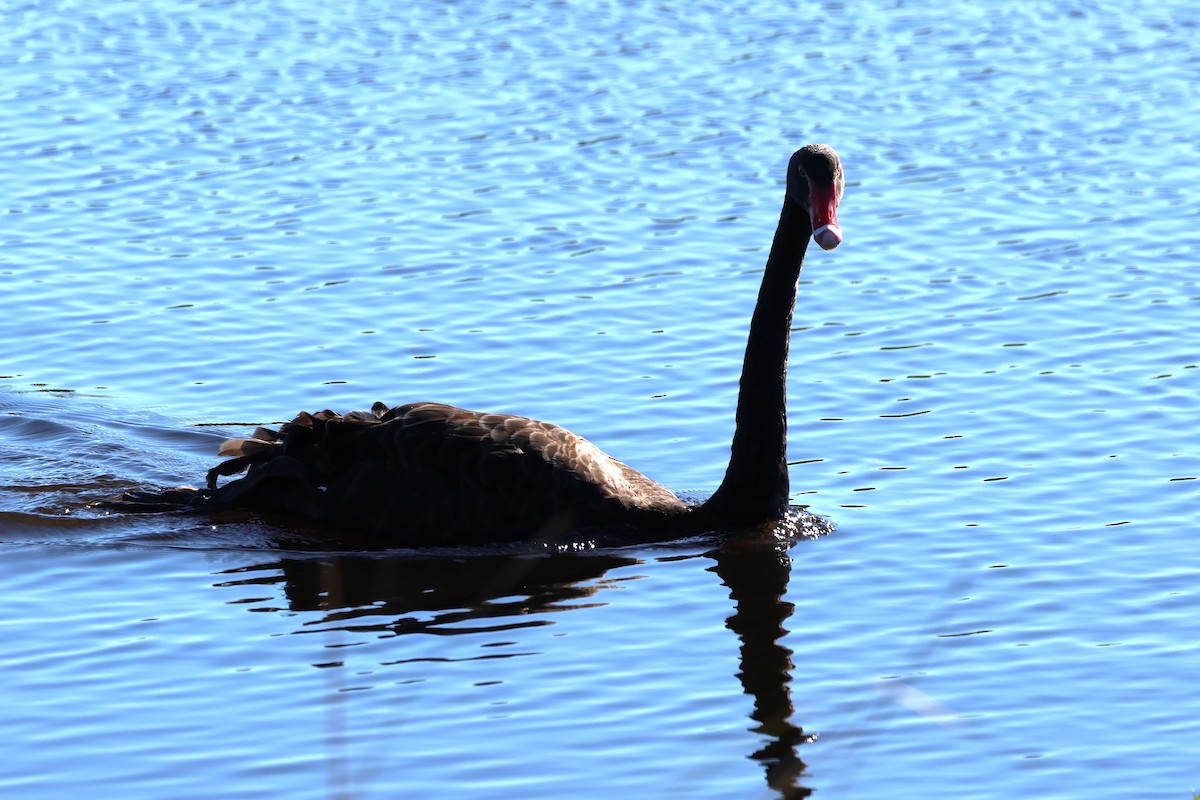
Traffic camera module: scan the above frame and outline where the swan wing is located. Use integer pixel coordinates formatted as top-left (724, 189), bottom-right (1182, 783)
top-left (209, 401), bottom-right (685, 543)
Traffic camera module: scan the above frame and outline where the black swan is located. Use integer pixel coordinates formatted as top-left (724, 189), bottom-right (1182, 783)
top-left (109, 144), bottom-right (844, 545)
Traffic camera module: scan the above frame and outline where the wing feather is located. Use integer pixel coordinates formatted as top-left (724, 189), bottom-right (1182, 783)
top-left (206, 401), bottom-right (686, 543)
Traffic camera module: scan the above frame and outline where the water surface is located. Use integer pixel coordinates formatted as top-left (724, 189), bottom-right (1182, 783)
top-left (3, 1), bottom-right (1199, 797)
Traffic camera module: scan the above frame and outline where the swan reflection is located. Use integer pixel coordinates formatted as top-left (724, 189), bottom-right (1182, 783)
top-left (216, 535), bottom-right (815, 798)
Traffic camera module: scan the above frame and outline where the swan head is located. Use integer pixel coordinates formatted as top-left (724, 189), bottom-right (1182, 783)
top-left (787, 144), bottom-right (844, 251)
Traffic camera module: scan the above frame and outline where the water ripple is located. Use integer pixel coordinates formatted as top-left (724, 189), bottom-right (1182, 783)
top-left (3, 0), bottom-right (1200, 797)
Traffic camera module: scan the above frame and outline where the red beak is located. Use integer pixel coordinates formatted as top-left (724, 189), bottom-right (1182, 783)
top-left (807, 179), bottom-right (842, 251)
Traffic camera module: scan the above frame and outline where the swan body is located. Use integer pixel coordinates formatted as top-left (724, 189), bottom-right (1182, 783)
top-left (208, 401), bottom-right (692, 544)
top-left (113, 144), bottom-right (844, 545)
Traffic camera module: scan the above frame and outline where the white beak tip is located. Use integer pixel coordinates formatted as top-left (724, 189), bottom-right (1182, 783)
top-left (813, 224), bottom-right (842, 251)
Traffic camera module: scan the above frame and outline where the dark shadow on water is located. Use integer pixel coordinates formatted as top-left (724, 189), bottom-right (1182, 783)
top-left (216, 535), bottom-right (815, 798)
top-left (707, 538), bottom-right (814, 799)
top-left (220, 550), bottom-right (644, 638)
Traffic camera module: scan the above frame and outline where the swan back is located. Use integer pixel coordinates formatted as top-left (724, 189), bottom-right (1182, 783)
top-left (209, 402), bottom-right (688, 544)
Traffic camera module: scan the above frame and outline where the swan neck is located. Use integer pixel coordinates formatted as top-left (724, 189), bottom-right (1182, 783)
top-left (702, 198), bottom-right (810, 526)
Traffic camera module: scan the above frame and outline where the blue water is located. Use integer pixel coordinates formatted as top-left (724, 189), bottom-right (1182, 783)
top-left (3, 0), bottom-right (1199, 797)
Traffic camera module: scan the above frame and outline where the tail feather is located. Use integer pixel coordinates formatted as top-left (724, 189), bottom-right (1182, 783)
top-left (92, 486), bottom-right (210, 513)
top-left (217, 437), bottom-right (278, 457)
